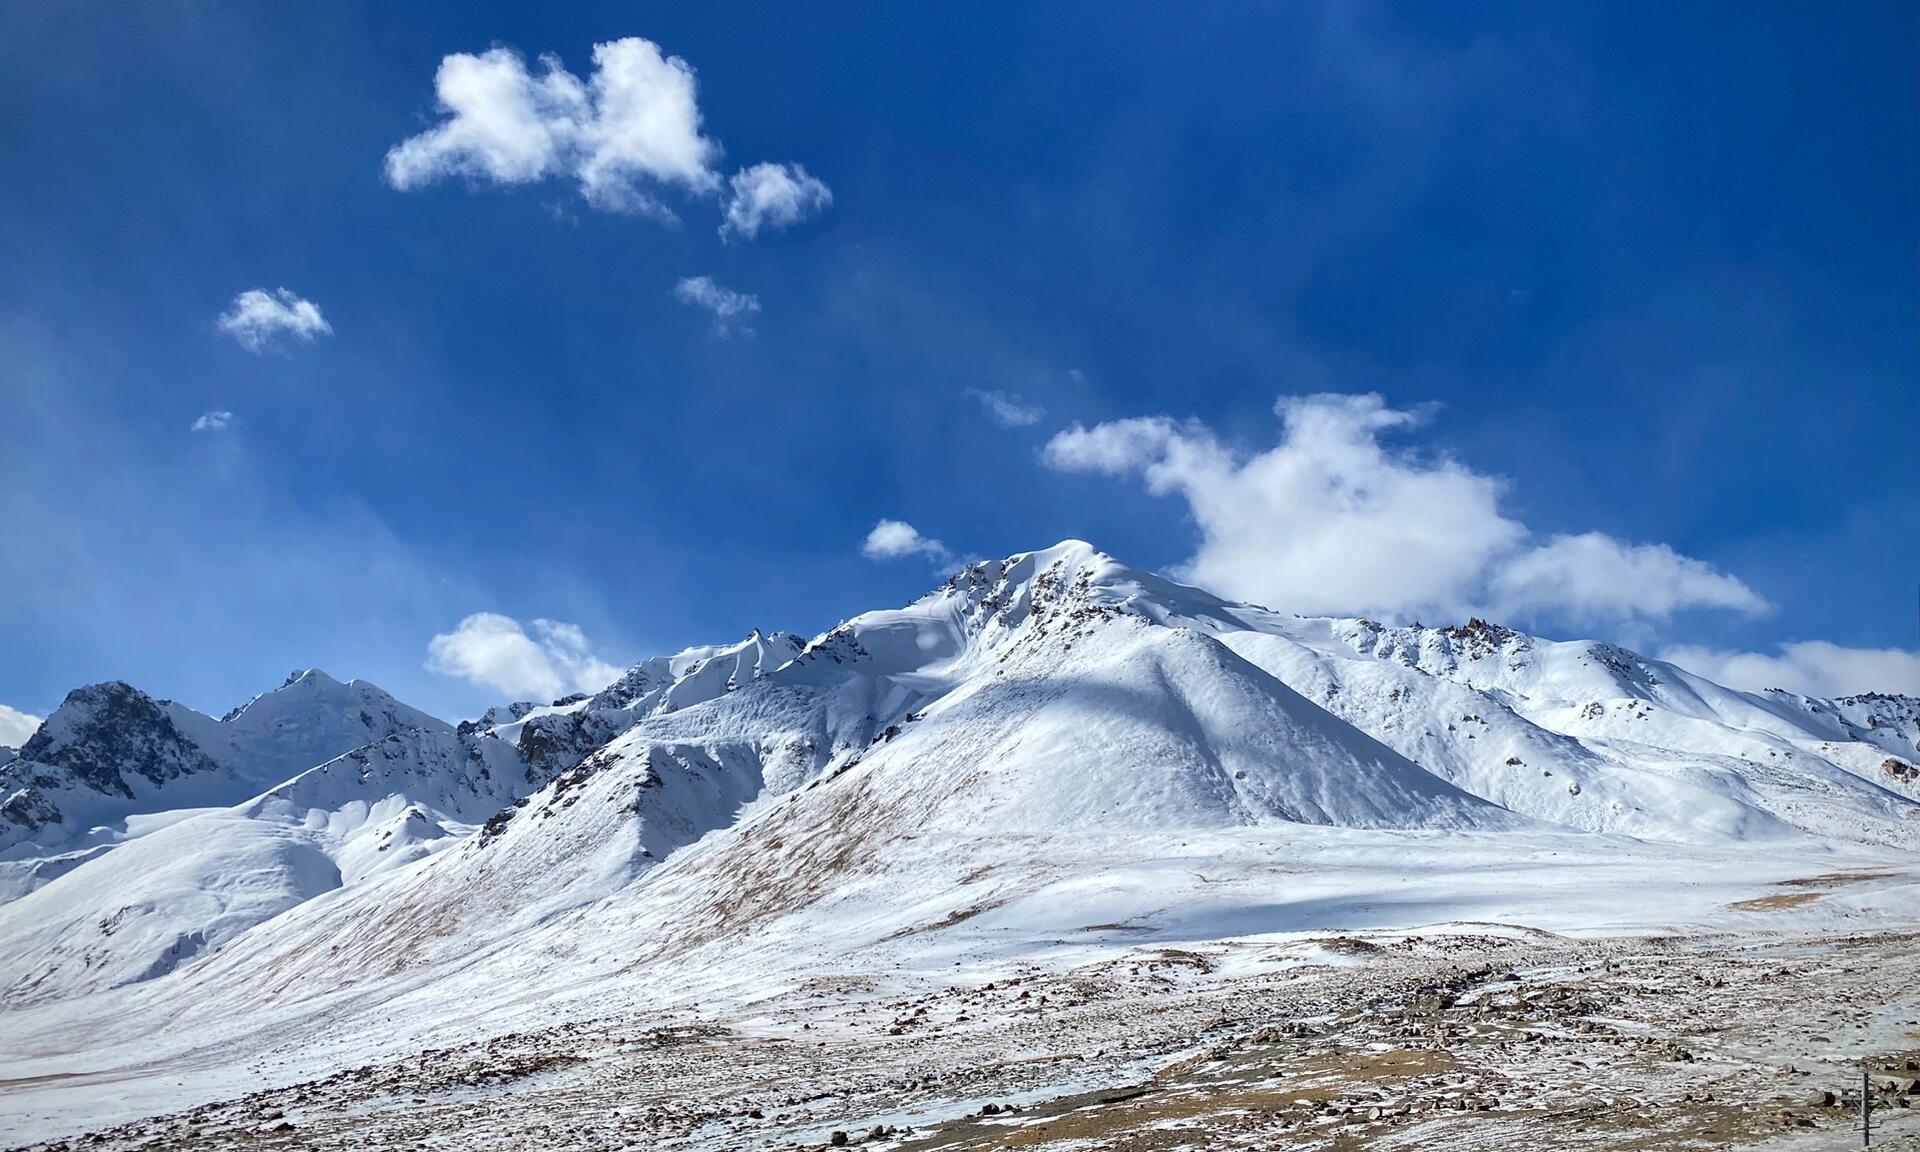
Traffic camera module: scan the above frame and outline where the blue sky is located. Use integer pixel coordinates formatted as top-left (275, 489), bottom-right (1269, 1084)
top-left (1, 1), bottom-right (1914, 727)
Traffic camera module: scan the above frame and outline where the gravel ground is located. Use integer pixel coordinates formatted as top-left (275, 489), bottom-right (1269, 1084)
top-left (8, 924), bottom-right (1919, 1152)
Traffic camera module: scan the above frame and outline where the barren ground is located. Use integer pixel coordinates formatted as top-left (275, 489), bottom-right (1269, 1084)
top-left (9, 909), bottom-right (1919, 1152)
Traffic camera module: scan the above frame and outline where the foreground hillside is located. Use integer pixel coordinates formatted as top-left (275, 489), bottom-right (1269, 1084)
top-left (1, 541), bottom-right (1917, 1149)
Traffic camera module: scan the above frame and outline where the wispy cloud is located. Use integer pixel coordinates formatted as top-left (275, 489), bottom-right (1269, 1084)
top-left (720, 162), bottom-right (832, 241)
top-left (1044, 392), bottom-right (1768, 626)
top-left (425, 613), bottom-right (620, 702)
top-left (1659, 641), bottom-right (1920, 698)
top-left (861, 519), bottom-right (951, 564)
top-left (190, 410), bottom-right (234, 433)
top-left (386, 37), bottom-right (830, 237)
top-left (672, 275), bottom-right (760, 336)
top-left (216, 289), bottom-right (331, 353)
top-left (964, 388), bottom-right (1045, 428)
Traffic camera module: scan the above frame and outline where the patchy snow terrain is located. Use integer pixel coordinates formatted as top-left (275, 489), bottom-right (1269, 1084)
top-left (2, 541), bottom-right (1918, 1150)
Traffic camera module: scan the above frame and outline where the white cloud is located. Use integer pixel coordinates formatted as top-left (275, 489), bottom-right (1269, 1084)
top-left (1658, 641), bottom-right (1920, 699)
top-left (190, 410), bottom-right (234, 433)
top-left (1490, 532), bottom-right (1767, 623)
top-left (862, 519), bottom-right (951, 563)
top-left (0, 704), bottom-right (41, 749)
top-left (673, 275), bottom-right (760, 336)
top-left (425, 612), bottom-right (620, 702)
top-left (385, 48), bottom-right (584, 191)
top-left (720, 162), bottom-right (832, 241)
top-left (1043, 392), bottom-right (1768, 626)
top-left (385, 39), bottom-right (719, 219)
top-left (216, 289), bottom-right (331, 353)
top-left (572, 37), bottom-right (723, 211)
top-left (386, 38), bottom-right (829, 237)
top-left (964, 388), bottom-right (1045, 428)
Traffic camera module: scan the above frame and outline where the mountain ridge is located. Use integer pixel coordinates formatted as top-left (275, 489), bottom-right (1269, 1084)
top-left (0, 539), bottom-right (1915, 1014)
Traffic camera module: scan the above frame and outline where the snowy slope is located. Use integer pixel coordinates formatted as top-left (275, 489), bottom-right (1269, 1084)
top-left (0, 631), bottom-right (827, 1007)
top-left (588, 629), bottom-right (807, 714)
top-left (1194, 621), bottom-right (1918, 847)
top-left (0, 725), bottom-right (539, 1006)
top-left (1277, 619), bottom-right (1920, 845)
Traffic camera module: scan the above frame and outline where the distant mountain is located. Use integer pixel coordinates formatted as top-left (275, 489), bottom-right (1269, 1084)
top-left (0, 670), bottom-right (446, 857)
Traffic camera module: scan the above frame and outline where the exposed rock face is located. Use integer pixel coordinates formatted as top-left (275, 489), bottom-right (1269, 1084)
top-left (516, 708), bottom-right (632, 786)
top-left (14, 683), bottom-right (222, 800)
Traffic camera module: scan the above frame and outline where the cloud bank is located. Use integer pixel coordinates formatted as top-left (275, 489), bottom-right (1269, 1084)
top-left (425, 613), bottom-right (620, 702)
top-left (216, 289), bottom-right (331, 353)
top-left (1043, 392), bottom-right (1768, 626)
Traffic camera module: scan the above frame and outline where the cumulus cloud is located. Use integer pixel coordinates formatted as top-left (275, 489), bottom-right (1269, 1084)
top-left (1658, 641), bottom-right (1920, 699)
top-left (216, 289), bottom-right (331, 353)
top-left (1042, 392), bottom-right (1768, 626)
top-left (862, 519), bottom-right (951, 563)
top-left (386, 38), bottom-right (830, 236)
top-left (385, 39), bottom-right (719, 218)
top-left (190, 410), bottom-right (234, 433)
top-left (0, 704), bottom-right (41, 749)
top-left (965, 388), bottom-right (1045, 428)
top-left (425, 613), bottom-right (621, 702)
top-left (720, 162), bottom-right (833, 241)
top-left (672, 275), bottom-right (760, 336)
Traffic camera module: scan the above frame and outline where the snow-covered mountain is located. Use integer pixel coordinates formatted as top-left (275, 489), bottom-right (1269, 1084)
top-left (0, 670), bottom-right (446, 856)
top-left (1, 540), bottom-right (1915, 1042)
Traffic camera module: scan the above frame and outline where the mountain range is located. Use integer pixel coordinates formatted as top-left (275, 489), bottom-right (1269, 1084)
top-left (2, 541), bottom-right (1916, 1137)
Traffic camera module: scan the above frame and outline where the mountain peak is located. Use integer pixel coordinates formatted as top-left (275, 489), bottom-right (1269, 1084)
top-left (10, 681), bottom-right (223, 808)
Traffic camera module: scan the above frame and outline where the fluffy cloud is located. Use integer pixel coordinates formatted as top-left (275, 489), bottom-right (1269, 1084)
top-left (1043, 392), bottom-right (1768, 626)
top-left (425, 613), bottom-right (620, 702)
top-left (0, 704), bottom-right (41, 749)
top-left (386, 38), bottom-right (830, 235)
top-left (862, 519), bottom-right (951, 563)
top-left (190, 410), bottom-right (234, 433)
top-left (720, 162), bottom-right (833, 241)
top-left (216, 289), bottom-right (331, 353)
top-left (1658, 641), bottom-right (1920, 698)
top-left (385, 39), bottom-right (719, 218)
top-left (673, 275), bottom-right (760, 336)
top-left (965, 388), bottom-right (1045, 428)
